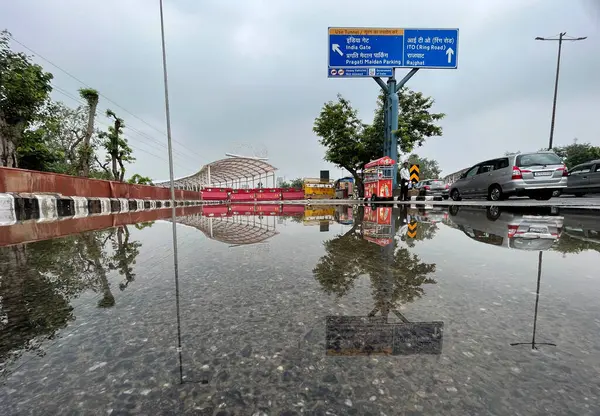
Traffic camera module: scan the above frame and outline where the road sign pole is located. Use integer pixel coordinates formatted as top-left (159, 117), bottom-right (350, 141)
top-left (387, 77), bottom-right (399, 188)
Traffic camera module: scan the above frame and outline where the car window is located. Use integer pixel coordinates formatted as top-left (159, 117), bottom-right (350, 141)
top-left (478, 162), bottom-right (495, 174)
top-left (465, 166), bottom-right (479, 177)
top-left (516, 152), bottom-right (562, 167)
top-left (495, 158), bottom-right (509, 169)
top-left (571, 165), bottom-right (591, 174)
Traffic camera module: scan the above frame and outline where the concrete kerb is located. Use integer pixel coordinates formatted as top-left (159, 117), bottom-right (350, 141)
top-left (0, 193), bottom-right (206, 224)
top-left (410, 195), bottom-right (444, 202)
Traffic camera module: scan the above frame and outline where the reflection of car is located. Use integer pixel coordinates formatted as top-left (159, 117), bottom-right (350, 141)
top-left (414, 179), bottom-right (449, 199)
top-left (562, 159), bottom-right (600, 197)
top-left (449, 151), bottom-right (568, 201)
top-left (448, 205), bottom-right (564, 251)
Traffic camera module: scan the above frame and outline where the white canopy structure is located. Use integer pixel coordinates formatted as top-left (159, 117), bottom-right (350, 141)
top-left (154, 155), bottom-right (278, 191)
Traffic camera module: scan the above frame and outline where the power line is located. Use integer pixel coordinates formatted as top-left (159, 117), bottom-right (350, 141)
top-left (8, 33), bottom-right (205, 161)
top-left (49, 83), bottom-right (198, 173)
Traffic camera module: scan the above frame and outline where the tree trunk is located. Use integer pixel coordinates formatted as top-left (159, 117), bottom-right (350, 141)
top-left (79, 97), bottom-right (99, 177)
top-left (346, 168), bottom-right (364, 198)
top-left (111, 155), bottom-right (118, 181)
top-left (0, 118), bottom-right (22, 168)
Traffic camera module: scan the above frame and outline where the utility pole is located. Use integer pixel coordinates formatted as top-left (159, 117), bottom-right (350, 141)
top-left (535, 32), bottom-right (587, 150)
top-left (159, 0), bottom-right (183, 384)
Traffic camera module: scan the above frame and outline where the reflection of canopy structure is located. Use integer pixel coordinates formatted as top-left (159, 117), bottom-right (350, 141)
top-left (174, 214), bottom-right (279, 246)
top-left (154, 156), bottom-right (278, 190)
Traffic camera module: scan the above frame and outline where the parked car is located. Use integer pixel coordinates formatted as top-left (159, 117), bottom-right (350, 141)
top-left (449, 151), bottom-right (568, 201)
top-left (414, 179), bottom-right (449, 199)
top-left (562, 159), bottom-right (600, 197)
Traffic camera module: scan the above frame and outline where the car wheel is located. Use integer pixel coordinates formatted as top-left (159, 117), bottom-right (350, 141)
top-left (443, 195), bottom-right (449, 200)
top-left (450, 189), bottom-right (461, 201)
top-left (486, 206), bottom-right (501, 221)
top-left (487, 184), bottom-right (503, 201)
top-left (449, 205), bottom-right (460, 216)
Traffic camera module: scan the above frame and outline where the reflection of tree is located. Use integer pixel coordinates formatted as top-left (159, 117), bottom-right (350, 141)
top-left (552, 232), bottom-right (600, 255)
top-left (108, 226), bottom-right (142, 291)
top-left (80, 232), bottom-right (115, 308)
top-left (0, 245), bottom-right (74, 364)
top-left (399, 221), bottom-right (439, 247)
top-left (0, 226), bottom-right (147, 370)
top-left (314, 206), bottom-right (436, 313)
top-left (366, 249), bottom-right (436, 316)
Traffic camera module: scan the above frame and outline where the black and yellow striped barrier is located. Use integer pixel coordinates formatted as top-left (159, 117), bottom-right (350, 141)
top-left (407, 220), bottom-right (418, 239)
top-left (410, 164), bottom-right (420, 183)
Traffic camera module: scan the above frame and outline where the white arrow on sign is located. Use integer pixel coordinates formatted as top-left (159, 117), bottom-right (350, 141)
top-left (332, 44), bottom-right (344, 57)
top-left (446, 47), bottom-right (454, 63)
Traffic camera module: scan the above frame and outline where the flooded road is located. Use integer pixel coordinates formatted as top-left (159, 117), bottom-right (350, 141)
top-left (1, 204), bottom-right (599, 415)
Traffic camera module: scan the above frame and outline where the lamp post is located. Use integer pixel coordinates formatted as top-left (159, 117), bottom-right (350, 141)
top-left (535, 32), bottom-right (587, 150)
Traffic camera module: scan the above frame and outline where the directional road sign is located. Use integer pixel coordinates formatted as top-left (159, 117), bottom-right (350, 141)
top-left (328, 27), bottom-right (459, 76)
top-left (410, 164), bottom-right (420, 183)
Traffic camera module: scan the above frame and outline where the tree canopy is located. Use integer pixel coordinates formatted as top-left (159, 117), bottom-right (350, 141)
top-left (0, 30), bottom-right (53, 167)
top-left (1, 29), bottom-right (141, 181)
top-left (403, 153), bottom-right (442, 180)
top-left (553, 139), bottom-right (600, 169)
top-left (313, 88), bottom-right (445, 194)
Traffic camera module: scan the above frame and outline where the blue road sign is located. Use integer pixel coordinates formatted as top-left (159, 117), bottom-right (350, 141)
top-left (328, 27), bottom-right (459, 72)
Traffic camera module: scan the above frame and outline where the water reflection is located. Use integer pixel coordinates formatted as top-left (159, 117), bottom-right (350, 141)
top-left (314, 205), bottom-right (443, 356)
top-left (1, 202), bottom-right (600, 413)
top-left (510, 251), bottom-right (557, 351)
top-left (0, 224), bottom-right (149, 371)
top-left (448, 205), bottom-right (563, 251)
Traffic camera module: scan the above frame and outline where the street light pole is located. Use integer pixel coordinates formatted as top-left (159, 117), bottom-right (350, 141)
top-left (535, 32), bottom-right (587, 150)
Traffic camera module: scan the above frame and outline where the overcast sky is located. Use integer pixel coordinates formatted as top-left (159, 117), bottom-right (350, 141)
top-left (2, 0), bottom-right (599, 181)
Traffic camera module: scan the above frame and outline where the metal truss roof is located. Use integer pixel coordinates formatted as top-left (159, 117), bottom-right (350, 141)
top-left (155, 156), bottom-right (277, 187)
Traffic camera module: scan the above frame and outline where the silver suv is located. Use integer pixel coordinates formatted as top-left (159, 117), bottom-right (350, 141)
top-left (449, 151), bottom-right (567, 201)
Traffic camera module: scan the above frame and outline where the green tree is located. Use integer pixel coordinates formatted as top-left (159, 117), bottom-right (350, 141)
top-left (98, 109), bottom-right (134, 181)
top-left (314, 90), bottom-right (444, 195)
top-left (367, 89), bottom-right (445, 154)
top-left (128, 173), bottom-right (153, 185)
top-left (17, 101), bottom-right (88, 173)
top-left (280, 178), bottom-right (304, 189)
top-left (290, 178), bottom-right (304, 188)
top-left (0, 30), bottom-right (53, 167)
top-left (400, 153), bottom-right (442, 181)
top-left (553, 139), bottom-right (600, 169)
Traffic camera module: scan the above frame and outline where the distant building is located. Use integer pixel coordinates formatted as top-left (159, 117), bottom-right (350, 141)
top-left (443, 168), bottom-right (469, 184)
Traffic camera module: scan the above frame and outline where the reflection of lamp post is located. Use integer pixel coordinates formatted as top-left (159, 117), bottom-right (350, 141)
top-left (511, 251), bottom-right (556, 350)
top-left (535, 33), bottom-right (587, 149)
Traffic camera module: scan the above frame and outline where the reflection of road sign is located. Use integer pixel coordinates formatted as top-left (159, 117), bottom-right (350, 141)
top-left (410, 164), bottom-right (420, 183)
top-left (407, 220), bottom-right (417, 238)
top-left (325, 316), bottom-right (444, 356)
top-left (328, 27), bottom-right (459, 73)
